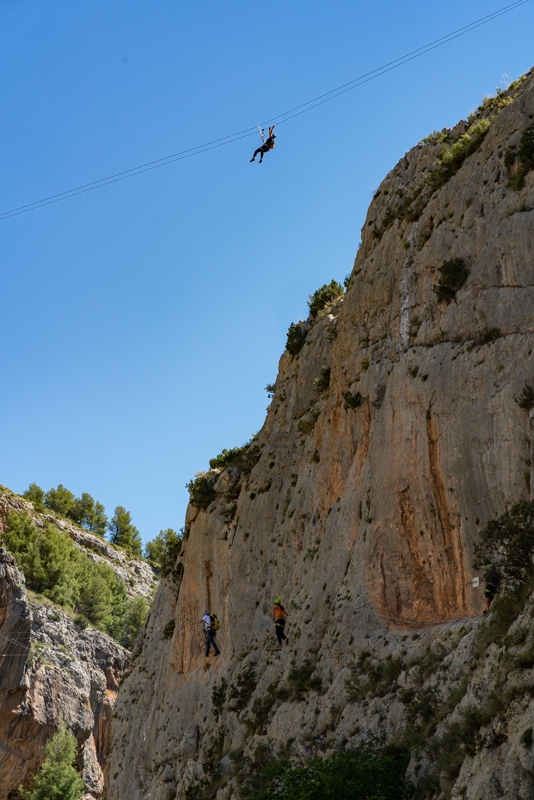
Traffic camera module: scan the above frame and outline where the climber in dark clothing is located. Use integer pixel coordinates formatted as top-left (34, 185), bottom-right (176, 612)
top-left (250, 126), bottom-right (276, 163)
top-left (196, 609), bottom-right (220, 656)
top-left (483, 564), bottom-right (501, 614)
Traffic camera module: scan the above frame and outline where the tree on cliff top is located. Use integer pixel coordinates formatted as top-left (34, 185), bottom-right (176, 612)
top-left (23, 483), bottom-right (108, 537)
top-left (108, 505), bottom-right (142, 556)
top-left (20, 722), bottom-right (83, 800)
top-left (144, 528), bottom-right (182, 575)
top-left (308, 279), bottom-right (345, 319)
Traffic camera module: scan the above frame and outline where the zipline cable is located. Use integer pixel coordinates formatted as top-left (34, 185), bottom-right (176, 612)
top-left (0, 630), bottom-right (31, 651)
top-left (0, 0), bottom-right (530, 222)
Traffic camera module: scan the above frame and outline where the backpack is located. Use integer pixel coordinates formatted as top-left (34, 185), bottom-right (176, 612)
top-left (210, 614), bottom-right (220, 631)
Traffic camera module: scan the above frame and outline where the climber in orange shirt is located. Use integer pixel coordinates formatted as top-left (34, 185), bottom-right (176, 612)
top-left (272, 596), bottom-right (288, 648)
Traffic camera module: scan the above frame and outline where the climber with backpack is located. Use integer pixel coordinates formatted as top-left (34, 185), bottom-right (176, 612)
top-left (272, 596), bottom-right (288, 648)
top-left (250, 125), bottom-right (276, 163)
top-left (196, 608), bottom-right (220, 656)
top-left (483, 564), bottom-right (501, 614)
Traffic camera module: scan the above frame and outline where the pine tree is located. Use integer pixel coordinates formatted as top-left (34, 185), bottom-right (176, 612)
top-left (23, 483), bottom-right (46, 512)
top-left (144, 528), bottom-right (182, 575)
top-left (20, 722), bottom-right (83, 800)
top-left (89, 501), bottom-right (108, 537)
top-left (44, 484), bottom-right (76, 517)
top-left (68, 492), bottom-right (95, 526)
top-left (108, 506), bottom-right (142, 556)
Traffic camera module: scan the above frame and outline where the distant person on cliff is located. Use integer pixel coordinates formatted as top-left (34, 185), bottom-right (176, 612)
top-left (250, 125), bottom-right (276, 163)
top-left (196, 609), bottom-right (220, 657)
top-left (483, 564), bottom-right (501, 614)
top-left (272, 597), bottom-right (288, 648)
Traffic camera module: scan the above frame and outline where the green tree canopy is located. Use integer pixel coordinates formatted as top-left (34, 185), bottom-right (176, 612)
top-left (20, 722), bottom-right (83, 800)
top-left (108, 506), bottom-right (142, 556)
top-left (3, 512), bottom-right (79, 607)
top-left (240, 742), bottom-right (414, 800)
top-left (144, 528), bottom-right (182, 575)
top-left (89, 500), bottom-right (108, 537)
top-left (308, 280), bottom-right (345, 319)
top-left (23, 483), bottom-right (109, 537)
top-left (23, 483), bottom-right (45, 512)
top-left (1, 511), bottom-right (148, 650)
top-left (473, 500), bottom-right (534, 584)
top-left (114, 596), bottom-right (150, 650)
top-left (44, 484), bottom-right (76, 517)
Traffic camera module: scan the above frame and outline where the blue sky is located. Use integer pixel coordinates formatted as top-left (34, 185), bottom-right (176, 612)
top-left (1, 0), bottom-right (533, 545)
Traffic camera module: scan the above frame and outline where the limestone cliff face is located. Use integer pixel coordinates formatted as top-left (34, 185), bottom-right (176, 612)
top-left (110, 71), bottom-right (534, 800)
top-left (0, 547), bottom-right (129, 800)
top-left (0, 489), bottom-right (157, 799)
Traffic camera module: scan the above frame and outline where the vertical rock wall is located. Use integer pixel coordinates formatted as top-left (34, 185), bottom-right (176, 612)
top-left (0, 546), bottom-right (129, 800)
top-left (106, 68), bottom-right (534, 799)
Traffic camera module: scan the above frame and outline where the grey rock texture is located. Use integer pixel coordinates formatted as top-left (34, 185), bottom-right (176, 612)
top-left (0, 547), bottom-right (130, 798)
top-left (115, 70), bottom-right (534, 798)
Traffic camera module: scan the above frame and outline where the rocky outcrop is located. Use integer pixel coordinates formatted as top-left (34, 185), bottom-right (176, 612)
top-left (0, 487), bottom-right (157, 600)
top-left (111, 69), bottom-right (534, 799)
top-left (0, 547), bottom-right (129, 799)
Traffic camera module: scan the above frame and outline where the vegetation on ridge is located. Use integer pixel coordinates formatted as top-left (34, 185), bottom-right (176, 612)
top-left (373, 78), bottom-right (529, 238)
top-left (1, 510), bottom-right (149, 649)
top-left (286, 322), bottom-right (308, 355)
top-left (308, 280), bottom-right (345, 319)
top-left (506, 121), bottom-right (534, 190)
top-left (144, 527), bottom-right (182, 576)
top-left (24, 482), bottom-right (108, 536)
top-left (23, 482), bottom-right (142, 556)
top-left (186, 437), bottom-right (262, 510)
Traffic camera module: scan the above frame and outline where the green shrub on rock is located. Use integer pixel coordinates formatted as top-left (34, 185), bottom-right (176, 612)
top-left (518, 122), bottom-right (534, 171)
top-left (20, 722), bottom-right (83, 800)
top-left (286, 323), bottom-right (307, 355)
top-left (186, 473), bottom-right (217, 510)
top-left (308, 280), bottom-right (345, 319)
top-left (433, 258), bottom-right (469, 304)
top-left (427, 118), bottom-right (491, 191)
top-left (242, 741), bottom-right (414, 800)
top-left (515, 383), bottom-right (534, 411)
top-left (507, 122), bottom-right (534, 190)
top-left (473, 500), bottom-right (534, 584)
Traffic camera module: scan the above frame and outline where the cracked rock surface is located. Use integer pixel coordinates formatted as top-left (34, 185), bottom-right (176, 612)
top-left (0, 540), bottom-right (131, 798)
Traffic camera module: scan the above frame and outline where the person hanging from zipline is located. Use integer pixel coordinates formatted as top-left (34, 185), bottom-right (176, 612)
top-left (272, 596), bottom-right (288, 648)
top-left (250, 125), bottom-right (276, 163)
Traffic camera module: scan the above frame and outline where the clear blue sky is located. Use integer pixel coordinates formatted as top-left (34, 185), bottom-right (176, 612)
top-left (1, 0), bottom-right (533, 545)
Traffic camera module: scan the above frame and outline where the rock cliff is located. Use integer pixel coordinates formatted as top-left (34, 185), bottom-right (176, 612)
top-left (0, 547), bottom-right (129, 799)
top-left (108, 69), bottom-right (534, 800)
top-left (0, 490), bottom-right (158, 799)
top-left (52, 70), bottom-right (534, 799)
